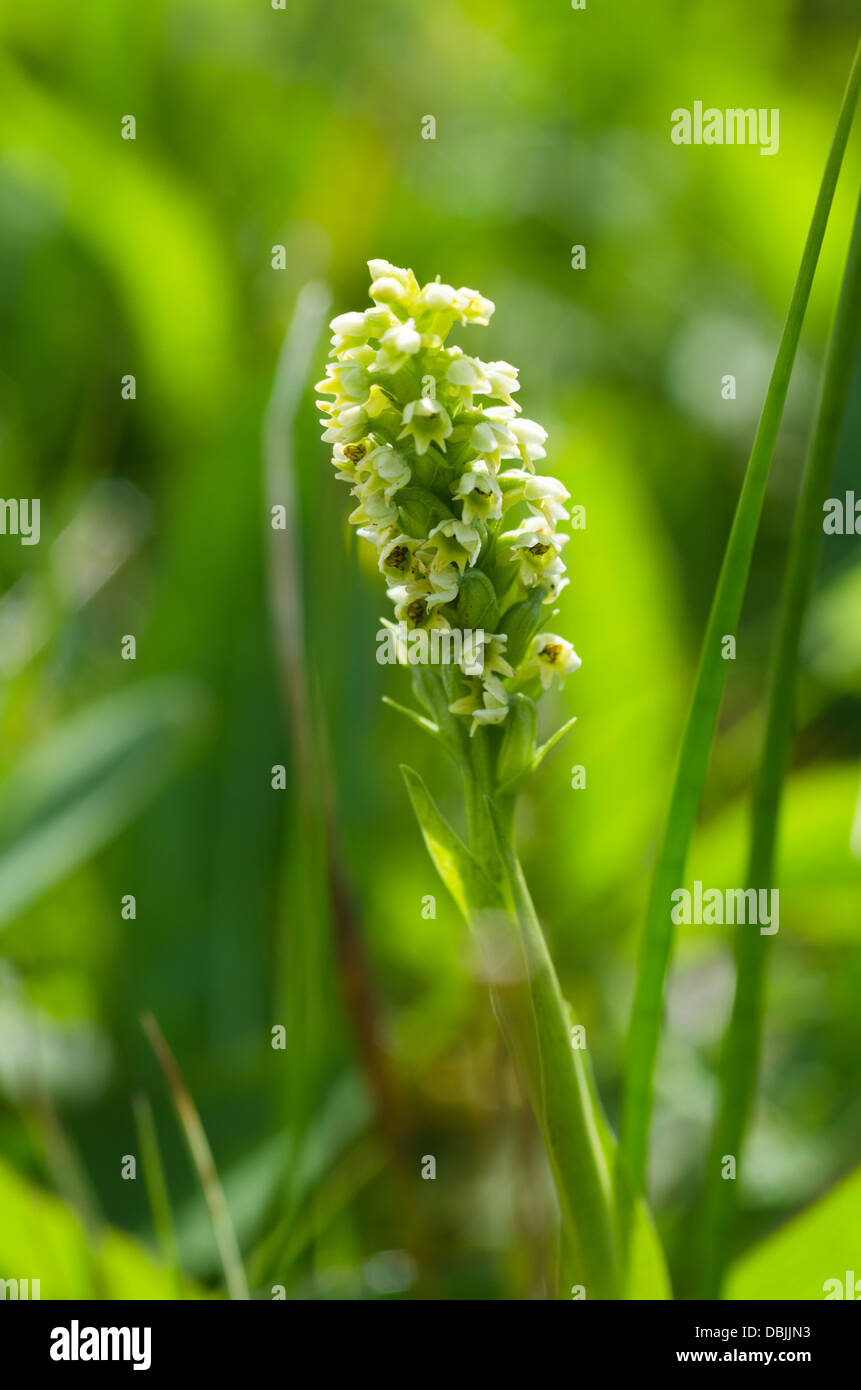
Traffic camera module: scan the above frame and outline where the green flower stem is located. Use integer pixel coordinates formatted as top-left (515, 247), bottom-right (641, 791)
top-left (487, 801), bottom-right (620, 1300)
top-left (618, 43), bottom-right (861, 1215)
top-left (699, 184), bottom-right (861, 1299)
top-left (459, 739), bottom-right (620, 1298)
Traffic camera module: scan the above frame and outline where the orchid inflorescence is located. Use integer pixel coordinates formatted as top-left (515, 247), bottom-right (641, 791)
top-left (317, 259), bottom-right (580, 762)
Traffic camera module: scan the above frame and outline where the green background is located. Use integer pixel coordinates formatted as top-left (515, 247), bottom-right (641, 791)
top-left (0, 0), bottom-right (859, 1299)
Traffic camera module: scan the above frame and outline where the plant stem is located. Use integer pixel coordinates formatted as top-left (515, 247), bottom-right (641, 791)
top-left (461, 742), bottom-right (620, 1298)
top-left (699, 184), bottom-right (861, 1298)
top-left (618, 43), bottom-right (861, 1215)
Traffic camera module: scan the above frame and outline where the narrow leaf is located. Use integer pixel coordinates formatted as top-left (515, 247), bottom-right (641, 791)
top-left (619, 43), bottom-right (861, 1208)
top-left (400, 764), bottom-right (499, 917)
top-left (701, 182), bottom-right (861, 1296)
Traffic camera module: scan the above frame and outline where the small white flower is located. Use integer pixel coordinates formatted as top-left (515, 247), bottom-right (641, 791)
top-left (425, 564), bottom-right (461, 609)
top-left (482, 360), bottom-right (521, 409)
top-left (348, 480), bottom-right (399, 530)
top-left (452, 462), bottom-right (502, 524)
top-left (471, 674), bottom-right (511, 731)
top-left (499, 469), bottom-right (570, 526)
top-left (321, 401), bottom-right (368, 443)
top-left (378, 534), bottom-right (423, 583)
top-left (542, 555), bottom-right (570, 601)
top-left (446, 355), bottom-right (492, 398)
top-left (315, 358), bottom-right (369, 402)
top-left (389, 579), bottom-right (434, 626)
top-left (365, 445), bottom-right (411, 500)
top-left (470, 412), bottom-right (517, 464)
top-left (329, 311), bottom-right (367, 338)
top-left (399, 397), bottom-right (453, 455)
top-left (475, 633), bottom-right (514, 681)
top-left (368, 261), bottom-right (421, 314)
top-left (377, 318), bottom-right (422, 370)
top-left (329, 307), bottom-right (394, 350)
top-left (522, 634), bottom-right (582, 689)
top-left (454, 286), bottom-right (495, 325)
top-left (502, 516), bottom-right (568, 587)
top-left (425, 517), bottom-right (483, 572)
top-left (508, 417), bottom-right (548, 467)
top-left (448, 672), bottom-right (510, 733)
top-left (421, 280), bottom-right (458, 312)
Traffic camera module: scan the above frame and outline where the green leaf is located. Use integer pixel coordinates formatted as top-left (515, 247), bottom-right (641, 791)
top-left (381, 697), bottom-right (439, 741)
top-left (620, 42), bottom-right (861, 1206)
top-left (726, 1167), bottom-right (861, 1300)
top-left (0, 678), bottom-right (209, 932)
top-left (590, 1085), bottom-right (672, 1299)
top-left (0, 1156), bottom-right (208, 1300)
top-left (701, 181), bottom-right (861, 1297)
top-left (532, 715), bottom-right (578, 774)
top-left (400, 765), bottom-right (499, 917)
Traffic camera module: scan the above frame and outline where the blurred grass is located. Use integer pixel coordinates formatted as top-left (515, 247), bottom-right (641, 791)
top-left (0, 0), bottom-right (859, 1299)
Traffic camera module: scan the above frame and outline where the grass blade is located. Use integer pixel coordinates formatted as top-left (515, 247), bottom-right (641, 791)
top-left (699, 183), bottom-right (861, 1297)
top-left (619, 42), bottom-right (861, 1208)
top-left (132, 1091), bottom-right (183, 1291)
top-left (140, 1012), bottom-right (249, 1300)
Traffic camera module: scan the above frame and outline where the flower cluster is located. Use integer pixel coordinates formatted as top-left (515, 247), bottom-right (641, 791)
top-left (317, 260), bottom-right (580, 737)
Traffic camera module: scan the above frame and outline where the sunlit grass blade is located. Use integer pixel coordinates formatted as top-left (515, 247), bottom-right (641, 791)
top-left (140, 1012), bottom-right (249, 1300)
top-left (618, 42), bottom-right (861, 1211)
top-left (700, 183), bottom-right (861, 1298)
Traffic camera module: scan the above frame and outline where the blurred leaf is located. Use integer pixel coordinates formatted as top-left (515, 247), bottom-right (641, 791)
top-left (544, 404), bottom-right (687, 907)
top-left (687, 764), bottom-right (861, 942)
top-left (0, 1154), bottom-right (208, 1299)
top-left (726, 1166), bottom-right (861, 1300)
top-left (0, 679), bottom-right (209, 932)
top-left (0, 56), bottom-right (235, 419)
top-left (624, 1195), bottom-right (672, 1300)
top-left (807, 565), bottom-right (861, 691)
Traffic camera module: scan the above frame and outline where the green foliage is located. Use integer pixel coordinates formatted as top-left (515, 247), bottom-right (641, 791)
top-left (726, 1167), bottom-right (861, 1300)
top-left (0, 0), bottom-right (859, 1301)
top-left (0, 1156), bottom-right (208, 1300)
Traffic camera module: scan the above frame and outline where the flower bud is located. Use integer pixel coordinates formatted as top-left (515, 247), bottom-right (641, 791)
top-left (455, 569), bottom-right (498, 631)
top-left (498, 588), bottom-right (546, 668)
top-left (397, 486), bottom-right (455, 539)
